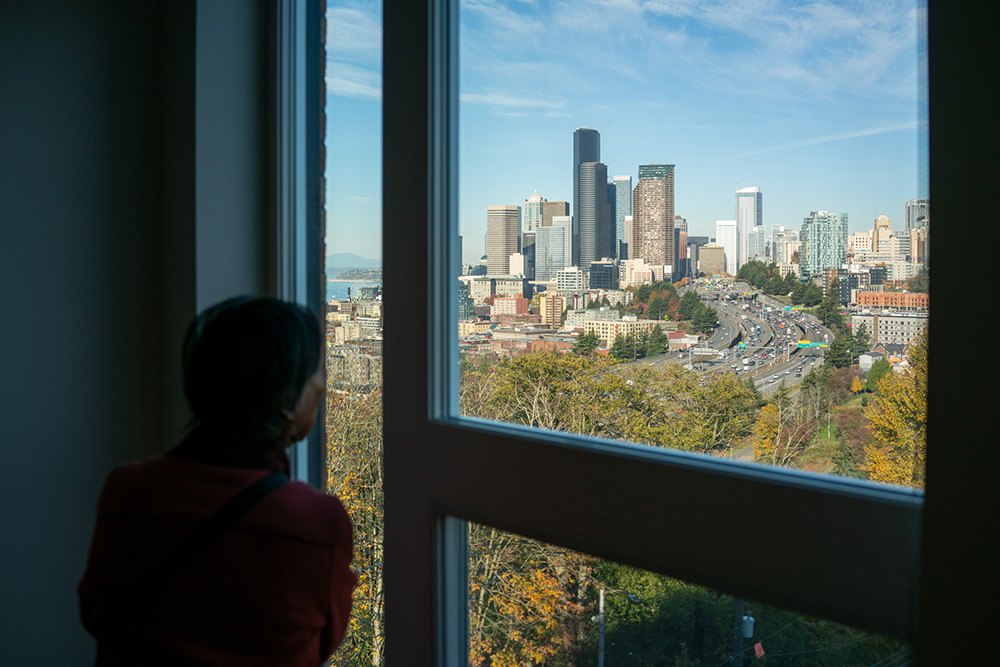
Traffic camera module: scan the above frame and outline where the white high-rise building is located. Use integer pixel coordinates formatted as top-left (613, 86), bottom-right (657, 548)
top-left (848, 232), bottom-right (872, 258)
top-left (772, 229), bottom-right (800, 265)
top-left (623, 215), bottom-right (633, 258)
top-left (613, 175), bottom-right (632, 257)
top-left (508, 252), bottom-right (525, 277)
top-left (715, 220), bottom-right (737, 276)
top-left (872, 214), bottom-right (893, 253)
top-left (735, 186), bottom-right (762, 270)
top-left (905, 198), bottom-right (930, 234)
top-left (556, 265), bottom-right (585, 294)
top-left (524, 190), bottom-right (545, 233)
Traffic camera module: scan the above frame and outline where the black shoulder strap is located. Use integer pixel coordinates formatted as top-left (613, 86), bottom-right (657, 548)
top-left (100, 472), bottom-right (288, 650)
top-left (144, 471), bottom-right (289, 589)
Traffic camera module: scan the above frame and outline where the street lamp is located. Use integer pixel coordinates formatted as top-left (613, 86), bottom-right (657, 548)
top-left (592, 585), bottom-right (641, 667)
top-left (732, 598), bottom-right (755, 667)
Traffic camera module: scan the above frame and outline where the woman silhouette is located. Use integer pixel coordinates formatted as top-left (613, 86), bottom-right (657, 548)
top-left (80, 297), bottom-right (355, 666)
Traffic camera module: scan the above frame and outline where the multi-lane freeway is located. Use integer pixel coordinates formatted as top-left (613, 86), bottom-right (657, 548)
top-left (684, 280), bottom-right (833, 395)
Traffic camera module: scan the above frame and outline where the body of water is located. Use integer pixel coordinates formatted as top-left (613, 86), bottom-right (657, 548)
top-left (327, 280), bottom-right (381, 302)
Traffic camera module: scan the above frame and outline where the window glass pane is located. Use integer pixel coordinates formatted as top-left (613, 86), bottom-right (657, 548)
top-left (469, 524), bottom-right (909, 666)
top-left (324, 0), bottom-right (384, 664)
top-left (457, 0), bottom-right (927, 488)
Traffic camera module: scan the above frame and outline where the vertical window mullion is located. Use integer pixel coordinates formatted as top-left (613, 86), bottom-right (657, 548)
top-left (275, 0), bottom-right (323, 487)
top-left (427, 0), bottom-right (466, 663)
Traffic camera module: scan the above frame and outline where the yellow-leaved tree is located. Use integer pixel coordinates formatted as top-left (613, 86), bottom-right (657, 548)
top-left (326, 386), bottom-right (385, 666)
top-left (863, 329), bottom-right (927, 488)
top-left (752, 384), bottom-right (819, 467)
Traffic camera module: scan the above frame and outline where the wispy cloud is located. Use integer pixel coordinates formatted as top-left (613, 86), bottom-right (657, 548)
top-left (460, 91), bottom-right (569, 117)
top-left (326, 63), bottom-right (381, 99)
top-left (326, 6), bottom-right (381, 58)
top-left (716, 120), bottom-right (918, 161)
top-left (326, 3), bottom-right (382, 99)
top-left (458, 0), bottom-right (921, 113)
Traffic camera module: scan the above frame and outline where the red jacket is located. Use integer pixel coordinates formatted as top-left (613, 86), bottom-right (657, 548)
top-left (79, 455), bottom-right (356, 666)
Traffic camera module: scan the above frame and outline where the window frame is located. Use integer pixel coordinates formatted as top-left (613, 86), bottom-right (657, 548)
top-left (275, 0), bottom-right (326, 488)
top-left (379, 1), bottom-right (991, 665)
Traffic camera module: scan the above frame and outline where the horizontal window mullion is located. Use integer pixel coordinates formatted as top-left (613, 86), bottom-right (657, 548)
top-left (425, 418), bottom-right (920, 640)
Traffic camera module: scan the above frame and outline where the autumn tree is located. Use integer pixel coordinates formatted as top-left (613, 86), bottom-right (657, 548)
top-left (863, 329), bottom-right (928, 488)
top-left (752, 382), bottom-right (820, 467)
top-left (469, 526), bottom-right (596, 667)
top-left (831, 404), bottom-right (872, 479)
top-left (325, 387), bottom-right (385, 667)
top-left (685, 373), bottom-right (759, 453)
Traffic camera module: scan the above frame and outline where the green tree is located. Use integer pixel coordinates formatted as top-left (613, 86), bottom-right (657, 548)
top-left (647, 292), bottom-right (666, 320)
top-left (646, 324), bottom-right (667, 357)
top-left (815, 281), bottom-right (845, 329)
top-left (692, 303), bottom-right (718, 334)
top-left (907, 266), bottom-right (929, 293)
top-left (764, 273), bottom-right (785, 295)
top-left (782, 270), bottom-right (799, 295)
top-left (745, 375), bottom-right (764, 407)
top-left (865, 357), bottom-right (892, 392)
top-left (851, 322), bottom-right (871, 356)
top-left (794, 280), bottom-right (824, 307)
top-left (609, 334), bottom-right (627, 361)
top-left (825, 329), bottom-right (853, 368)
top-left (572, 329), bottom-right (600, 355)
top-left (635, 328), bottom-right (650, 359)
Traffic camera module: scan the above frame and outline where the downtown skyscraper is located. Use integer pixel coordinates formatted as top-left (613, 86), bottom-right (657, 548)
top-left (573, 128), bottom-right (611, 271)
top-left (801, 210), bottom-right (848, 280)
top-left (905, 198), bottom-right (930, 234)
top-left (632, 163), bottom-right (675, 277)
top-left (735, 186), bottom-right (762, 270)
top-left (486, 205), bottom-right (521, 276)
top-left (613, 175), bottom-right (632, 258)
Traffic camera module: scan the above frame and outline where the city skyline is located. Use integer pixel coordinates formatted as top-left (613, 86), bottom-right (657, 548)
top-left (324, 0), bottom-right (927, 265)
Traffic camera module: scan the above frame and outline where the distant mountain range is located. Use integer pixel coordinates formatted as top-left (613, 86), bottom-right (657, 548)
top-left (325, 252), bottom-right (381, 275)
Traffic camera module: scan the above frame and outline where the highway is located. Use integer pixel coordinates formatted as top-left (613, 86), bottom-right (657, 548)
top-left (680, 280), bottom-right (834, 396)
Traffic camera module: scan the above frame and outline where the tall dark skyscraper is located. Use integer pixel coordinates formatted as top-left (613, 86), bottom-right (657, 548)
top-left (573, 128), bottom-right (611, 271)
top-left (607, 181), bottom-right (617, 256)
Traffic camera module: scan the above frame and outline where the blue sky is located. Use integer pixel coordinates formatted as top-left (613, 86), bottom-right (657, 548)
top-left (325, 0), bottom-right (927, 265)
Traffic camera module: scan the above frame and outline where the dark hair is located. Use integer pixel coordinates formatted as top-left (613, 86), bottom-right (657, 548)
top-left (182, 296), bottom-right (322, 447)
